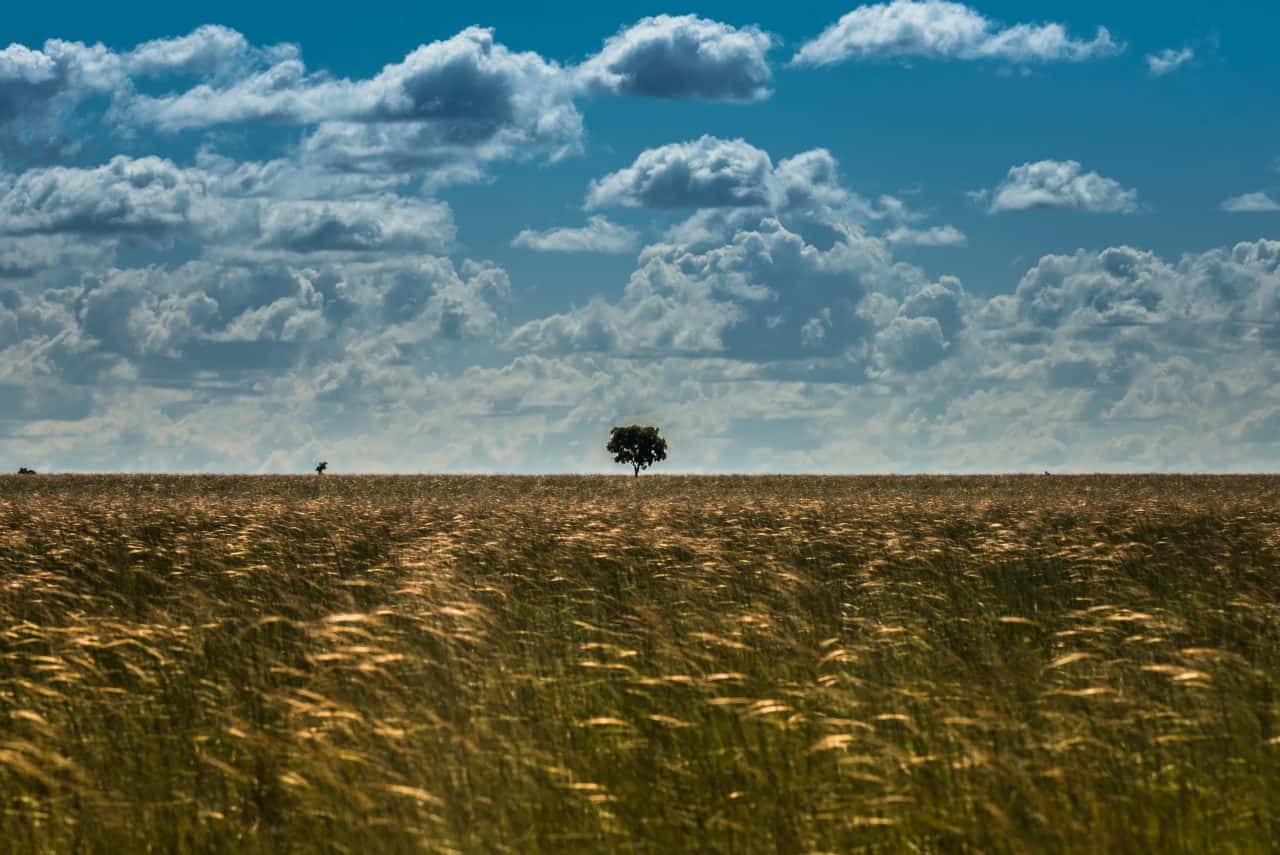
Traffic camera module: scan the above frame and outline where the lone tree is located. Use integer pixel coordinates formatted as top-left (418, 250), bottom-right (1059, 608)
top-left (315, 461), bottom-right (328, 475)
top-left (607, 425), bottom-right (668, 479)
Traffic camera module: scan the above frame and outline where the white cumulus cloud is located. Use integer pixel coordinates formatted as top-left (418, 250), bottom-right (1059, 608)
top-left (124, 28), bottom-right (583, 177)
top-left (0, 156), bottom-right (208, 236)
top-left (0, 28), bottom-right (295, 162)
top-left (585, 136), bottom-right (869, 221)
top-left (982, 160), bottom-right (1139, 214)
top-left (1220, 192), bottom-right (1280, 213)
top-left (129, 27), bottom-right (570, 128)
top-left (255, 197), bottom-right (455, 254)
top-left (512, 216), bottom-right (638, 254)
top-left (885, 224), bottom-right (967, 247)
top-left (576, 15), bottom-right (774, 101)
top-left (587, 136), bottom-right (774, 210)
top-left (793, 1), bottom-right (1121, 67)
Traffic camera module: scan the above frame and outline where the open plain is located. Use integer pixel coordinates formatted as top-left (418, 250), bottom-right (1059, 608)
top-left (0, 474), bottom-right (1277, 852)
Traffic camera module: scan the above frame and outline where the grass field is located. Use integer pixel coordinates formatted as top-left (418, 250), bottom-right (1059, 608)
top-left (0, 474), bottom-right (1278, 853)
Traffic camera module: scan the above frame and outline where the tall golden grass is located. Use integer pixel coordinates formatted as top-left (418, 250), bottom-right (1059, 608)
top-left (0, 474), bottom-right (1277, 852)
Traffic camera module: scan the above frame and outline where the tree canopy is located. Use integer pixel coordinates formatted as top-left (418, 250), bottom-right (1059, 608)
top-left (607, 426), bottom-right (668, 478)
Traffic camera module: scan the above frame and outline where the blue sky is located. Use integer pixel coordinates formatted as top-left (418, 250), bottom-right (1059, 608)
top-left (1, 1), bottom-right (1278, 472)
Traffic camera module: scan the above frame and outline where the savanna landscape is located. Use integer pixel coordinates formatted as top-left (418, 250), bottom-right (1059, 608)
top-left (1, 473), bottom-right (1277, 853)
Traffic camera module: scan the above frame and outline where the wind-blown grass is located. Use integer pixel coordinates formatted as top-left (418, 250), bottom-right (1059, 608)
top-left (0, 474), bottom-right (1277, 852)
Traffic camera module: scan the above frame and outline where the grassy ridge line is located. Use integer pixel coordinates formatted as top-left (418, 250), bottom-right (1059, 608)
top-left (0, 475), bottom-right (1277, 852)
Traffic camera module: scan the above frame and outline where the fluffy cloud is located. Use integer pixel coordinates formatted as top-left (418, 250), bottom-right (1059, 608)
top-left (0, 156), bottom-right (208, 236)
top-left (583, 139), bottom-right (958, 261)
top-left (938, 239), bottom-right (1280, 459)
top-left (1220, 192), bottom-right (1280, 213)
top-left (507, 291), bottom-right (740, 356)
top-left (297, 113), bottom-right (583, 179)
top-left (0, 251), bottom-right (510, 386)
top-left (510, 216), bottom-right (957, 364)
top-left (770, 148), bottom-right (865, 216)
top-left (255, 197), bottom-right (455, 254)
top-left (0, 27), bottom-right (294, 163)
top-left (0, 234), bottom-right (113, 277)
top-left (587, 137), bottom-right (773, 209)
top-left (873, 315), bottom-right (946, 371)
top-left (0, 44), bottom-right (60, 82)
top-left (1007, 245), bottom-right (1176, 329)
top-left (793, 1), bottom-right (1121, 67)
top-left (194, 151), bottom-right (408, 201)
top-left (123, 27), bottom-right (584, 173)
top-left (989, 241), bottom-right (1280, 369)
top-left (1146, 47), bottom-right (1194, 77)
top-left (585, 137), bottom-right (868, 222)
top-left (576, 15), bottom-right (774, 101)
top-left (885, 224), bottom-right (966, 247)
top-left (512, 216), bottom-right (638, 254)
top-left (0, 156), bottom-right (461, 258)
top-left (0, 40), bottom-right (123, 155)
top-left (544, 140), bottom-right (970, 363)
top-left (78, 269), bottom-right (222, 357)
top-left (0, 26), bottom-right (582, 178)
top-left (0, 20), bottom-right (782, 181)
top-left (129, 28), bottom-right (571, 128)
top-left (980, 160), bottom-right (1140, 214)
top-left (121, 25), bottom-right (287, 80)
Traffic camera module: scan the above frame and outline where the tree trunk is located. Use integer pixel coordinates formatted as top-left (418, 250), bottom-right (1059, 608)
top-left (633, 464), bottom-right (640, 479)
